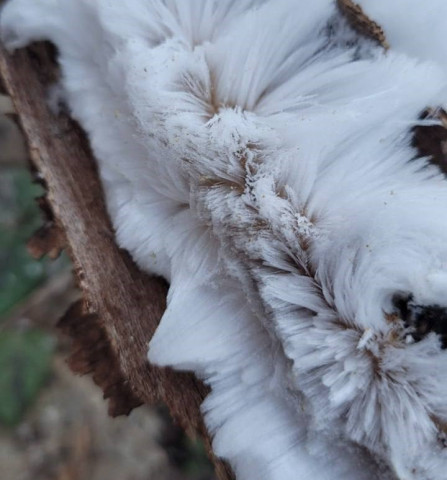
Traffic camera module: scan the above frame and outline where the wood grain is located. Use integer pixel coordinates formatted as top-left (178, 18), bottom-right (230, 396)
top-left (0, 42), bottom-right (233, 480)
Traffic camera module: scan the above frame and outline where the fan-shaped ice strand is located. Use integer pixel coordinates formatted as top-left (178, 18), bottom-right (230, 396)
top-left (3, 1), bottom-right (447, 479)
top-left (356, 0), bottom-right (447, 71)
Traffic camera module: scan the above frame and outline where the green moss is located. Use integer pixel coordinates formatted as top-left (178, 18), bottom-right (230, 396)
top-left (0, 168), bottom-right (67, 318)
top-left (0, 329), bottom-right (55, 426)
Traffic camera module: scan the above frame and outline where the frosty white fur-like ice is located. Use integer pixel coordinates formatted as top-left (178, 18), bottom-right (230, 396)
top-left (3, 1), bottom-right (447, 479)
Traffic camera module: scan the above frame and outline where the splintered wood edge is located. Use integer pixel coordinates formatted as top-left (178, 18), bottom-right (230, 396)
top-left (0, 42), bottom-right (234, 480)
top-left (58, 300), bottom-right (143, 417)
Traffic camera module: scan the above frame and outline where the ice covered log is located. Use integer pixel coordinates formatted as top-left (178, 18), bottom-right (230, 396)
top-left (3, 1), bottom-right (447, 479)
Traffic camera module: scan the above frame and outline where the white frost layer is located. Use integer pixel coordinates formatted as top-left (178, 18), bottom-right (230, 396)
top-left (357, 0), bottom-right (447, 71)
top-left (3, 1), bottom-right (447, 479)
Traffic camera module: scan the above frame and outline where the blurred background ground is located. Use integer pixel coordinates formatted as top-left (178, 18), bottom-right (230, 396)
top-left (0, 106), bottom-right (215, 480)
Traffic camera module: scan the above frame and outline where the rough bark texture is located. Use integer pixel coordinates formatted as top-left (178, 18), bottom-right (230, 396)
top-left (0, 42), bottom-right (233, 480)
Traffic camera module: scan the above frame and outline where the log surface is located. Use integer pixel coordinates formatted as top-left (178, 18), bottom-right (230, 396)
top-left (0, 42), bottom-right (233, 480)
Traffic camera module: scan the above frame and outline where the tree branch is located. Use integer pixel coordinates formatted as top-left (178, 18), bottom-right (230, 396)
top-left (0, 42), bottom-right (233, 480)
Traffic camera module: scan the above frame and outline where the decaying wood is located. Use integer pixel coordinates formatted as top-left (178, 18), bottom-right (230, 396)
top-left (413, 108), bottom-right (447, 175)
top-left (3, 9), bottom-right (446, 480)
top-left (58, 301), bottom-right (144, 418)
top-left (0, 42), bottom-right (234, 480)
